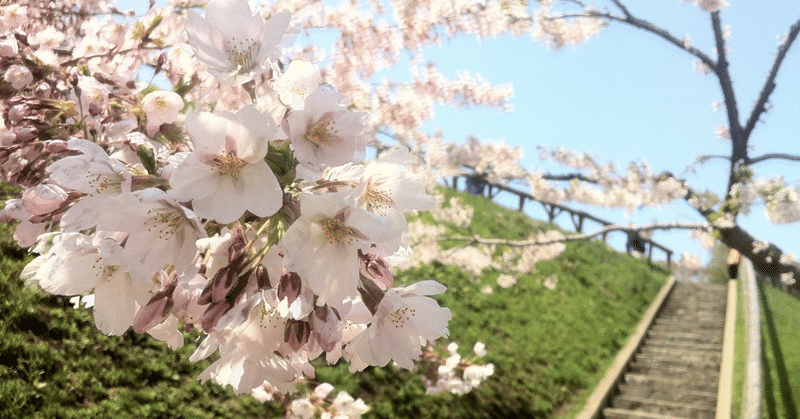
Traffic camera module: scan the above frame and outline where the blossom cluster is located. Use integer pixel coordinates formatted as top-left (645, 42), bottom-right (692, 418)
top-left (533, 147), bottom-right (688, 214)
top-left (421, 341), bottom-right (495, 396)
top-left (1, 0), bottom-right (454, 396)
top-left (286, 382), bottom-right (370, 419)
top-left (403, 195), bottom-right (567, 280)
top-left (532, 1), bottom-right (605, 50)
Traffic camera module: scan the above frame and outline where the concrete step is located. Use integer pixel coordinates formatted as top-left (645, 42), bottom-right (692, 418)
top-left (660, 309), bottom-right (725, 323)
top-left (653, 317), bottom-right (725, 330)
top-left (623, 373), bottom-right (719, 391)
top-left (602, 407), bottom-right (688, 419)
top-left (599, 281), bottom-right (728, 419)
top-left (617, 383), bottom-right (717, 406)
top-left (633, 353), bottom-right (721, 369)
top-left (641, 338), bottom-right (722, 351)
top-left (611, 396), bottom-right (716, 419)
top-left (628, 361), bottom-right (720, 380)
top-left (649, 323), bottom-right (724, 334)
top-left (637, 345), bottom-right (722, 361)
top-left (646, 330), bottom-right (723, 344)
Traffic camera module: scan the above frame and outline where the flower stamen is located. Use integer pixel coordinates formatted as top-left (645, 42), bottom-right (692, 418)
top-left (212, 152), bottom-right (247, 179)
top-left (306, 116), bottom-right (338, 146)
top-left (224, 37), bottom-right (260, 74)
top-left (321, 216), bottom-right (355, 244)
top-left (364, 187), bottom-right (394, 213)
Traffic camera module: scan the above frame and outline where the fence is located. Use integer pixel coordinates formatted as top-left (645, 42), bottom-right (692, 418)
top-left (446, 175), bottom-right (674, 266)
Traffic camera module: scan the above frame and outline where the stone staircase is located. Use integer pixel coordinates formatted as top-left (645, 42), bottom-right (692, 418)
top-left (602, 281), bottom-right (729, 419)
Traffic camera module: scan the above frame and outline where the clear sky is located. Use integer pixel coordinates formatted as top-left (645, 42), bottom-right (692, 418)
top-left (410, 1), bottom-right (800, 263)
top-left (119, 0), bottom-right (800, 264)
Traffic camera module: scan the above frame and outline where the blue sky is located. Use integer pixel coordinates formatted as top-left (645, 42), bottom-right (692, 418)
top-left (409, 1), bottom-right (800, 263)
top-left (120, 0), bottom-right (800, 264)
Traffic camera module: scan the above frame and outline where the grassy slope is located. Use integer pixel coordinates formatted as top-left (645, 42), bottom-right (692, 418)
top-left (0, 184), bottom-right (279, 419)
top-left (316, 189), bottom-right (669, 418)
top-left (730, 271), bottom-right (800, 419)
top-left (0, 186), bottom-right (668, 418)
top-left (757, 280), bottom-right (800, 419)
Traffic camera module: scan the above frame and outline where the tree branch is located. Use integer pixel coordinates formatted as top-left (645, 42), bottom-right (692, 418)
top-left (743, 16), bottom-right (800, 141)
top-left (749, 152), bottom-right (800, 165)
top-left (541, 173), bottom-right (599, 183)
top-left (678, 154), bottom-right (731, 177)
top-left (708, 11), bottom-right (748, 200)
top-left (442, 221), bottom-right (709, 247)
top-left (679, 176), bottom-right (800, 288)
top-left (609, 0), bottom-right (632, 18)
top-left (555, 8), bottom-right (717, 69)
top-left (710, 12), bottom-right (742, 140)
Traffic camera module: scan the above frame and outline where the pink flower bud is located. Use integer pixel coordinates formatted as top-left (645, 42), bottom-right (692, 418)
top-left (311, 305), bottom-right (342, 352)
top-left (142, 90), bottom-right (183, 136)
top-left (201, 300), bottom-right (234, 332)
top-left (211, 266), bottom-right (238, 302)
top-left (44, 139), bottom-right (69, 153)
top-left (278, 271), bottom-right (302, 305)
top-left (359, 250), bottom-right (394, 288)
top-left (15, 127), bottom-right (38, 142)
top-left (8, 104), bottom-right (29, 123)
top-left (255, 265), bottom-right (270, 290)
top-left (133, 273), bottom-right (178, 333)
top-left (132, 291), bottom-right (174, 333)
top-left (358, 274), bottom-right (385, 316)
top-left (22, 184), bottom-right (67, 216)
top-left (284, 319), bottom-right (311, 351)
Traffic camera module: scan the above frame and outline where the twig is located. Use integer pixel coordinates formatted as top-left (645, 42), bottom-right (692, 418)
top-left (749, 152), bottom-right (800, 165)
top-left (743, 16), bottom-right (800, 140)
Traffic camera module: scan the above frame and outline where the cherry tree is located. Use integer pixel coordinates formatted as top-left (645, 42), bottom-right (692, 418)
top-left (517, 0), bottom-right (800, 287)
top-left (2, 0), bottom-right (800, 409)
top-left (271, 0), bottom-right (800, 288)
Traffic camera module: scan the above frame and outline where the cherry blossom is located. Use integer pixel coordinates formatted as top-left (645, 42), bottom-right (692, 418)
top-left (169, 105), bottom-right (282, 223)
top-left (185, 0), bottom-right (290, 85)
top-left (282, 88), bottom-right (368, 173)
top-left (3, 64), bottom-right (33, 90)
top-left (274, 60), bottom-right (322, 110)
top-left (346, 280), bottom-right (452, 371)
top-left (22, 233), bottom-right (154, 335)
top-left (141, 90), bottom-right (184, 136)
top-left (281, 191), bottom-right (403, 307)
top-left (353, 147), bottom-right (436, 216)
top-left (95, 189), bottom-right (207, 273)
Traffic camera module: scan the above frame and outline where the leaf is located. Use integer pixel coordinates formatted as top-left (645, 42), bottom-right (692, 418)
top-left (137, 144), bottom-right (157, 175)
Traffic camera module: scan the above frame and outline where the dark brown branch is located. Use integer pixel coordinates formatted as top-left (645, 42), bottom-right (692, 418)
top-left (743, 16), bottom-right (800, 140)
top-left (749, 152), bottom-right (800, 165)
top-left (556, 9), bottom-right (717, 70)
top-left (710, 12), bottom-right (742, 141)
top-left (678, 177), bottom-right (800, 287)
top-left (609, 0), bottom-right (632, 18)
top-left (709, 11), bottom-right (747, 199)
top-left (541, 173), bottom-right (599, 183)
